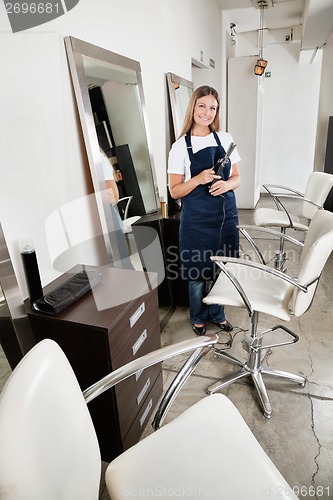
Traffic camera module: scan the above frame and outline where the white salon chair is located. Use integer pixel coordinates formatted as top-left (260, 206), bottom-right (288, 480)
top-left (203, 209), bottom-right (333, 418)
top-left (254, 172), bottom-right (333, 270)
top-left (0, 337), bottom-right (299, 500)
top-left (117, 196), bottom-right (141, 234)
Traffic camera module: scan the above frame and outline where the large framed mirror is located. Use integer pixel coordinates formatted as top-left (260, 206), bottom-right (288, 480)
top-left (65, 36), bottom-right (161, 266)
top-left (166, 72), bottom-right (193, 139)
top-left (64, 37), bottom-right (173, 325)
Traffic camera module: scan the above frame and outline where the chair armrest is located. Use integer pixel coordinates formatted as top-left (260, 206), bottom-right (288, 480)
top-left (262, 188), bottom-right (295, 224)
top-left (117, 196), bottom-right (133, 219)
top-left (238, 225), bottom-right (304, 247)
top-left (263, 184), bottom-right (304, 197)
top-left (263, 184), bottom-right (318, 226)
top-left (238, 224), bottom-right (304, 265)
top-left (83, 334), bottom-right (218, 404)
top-left (263, 185), bottom-right (323, 219)
top-left (269, 193), bottom-right (323, 210)
top-left (211, 256), bottom-right (308, 292)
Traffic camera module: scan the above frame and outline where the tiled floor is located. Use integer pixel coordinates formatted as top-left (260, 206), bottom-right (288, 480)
top-left (1, 196), bottom-right (333, 499)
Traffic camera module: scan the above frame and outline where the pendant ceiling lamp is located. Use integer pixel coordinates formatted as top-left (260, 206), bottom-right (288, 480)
top-left (254, 0), bottom-right (268, 76)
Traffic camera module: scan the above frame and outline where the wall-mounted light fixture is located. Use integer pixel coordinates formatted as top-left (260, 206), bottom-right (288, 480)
top-left (254, 1), bottom-right (268, 76)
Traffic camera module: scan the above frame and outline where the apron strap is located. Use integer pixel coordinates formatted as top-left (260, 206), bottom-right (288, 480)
top-left (185, 131), bottom-right (225, 163)
top-left (212, 131), bottom-right (226, 157)
top-left (185, 132), bottom-right (195, 163)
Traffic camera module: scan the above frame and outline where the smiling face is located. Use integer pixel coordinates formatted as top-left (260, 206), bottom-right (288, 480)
top-left (192, 94), bottom-right (218, 134)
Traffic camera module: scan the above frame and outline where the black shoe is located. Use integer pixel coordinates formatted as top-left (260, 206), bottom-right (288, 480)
top-left (212, 320), bottom-right (233, 332)
top-left (192, 324), bottom-right (206, 336)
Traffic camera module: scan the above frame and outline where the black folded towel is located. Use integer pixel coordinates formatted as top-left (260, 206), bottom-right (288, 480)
top-left (32, 270), bottom-right (102, 315)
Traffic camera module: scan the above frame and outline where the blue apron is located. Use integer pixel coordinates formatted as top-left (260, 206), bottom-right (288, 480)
top-left (179, 131), bottom-right (239, 281)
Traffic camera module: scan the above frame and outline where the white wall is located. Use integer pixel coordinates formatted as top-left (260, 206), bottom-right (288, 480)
top-left (260, 43), bottom-right (322, 191)
top-left (220, 7), bottom-right (333, 195)
top-left (225, 26), bottom-right (322, 193)
top-left (0, 0), bottom-right (222, 298)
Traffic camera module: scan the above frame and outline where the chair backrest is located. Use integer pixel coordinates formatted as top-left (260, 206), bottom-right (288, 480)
top-left (292, 209), bottom-right (333, 316)
top-left (0, 339), bottom-right (101, 500)
top-left (302, 172), bottom-right (333, 219)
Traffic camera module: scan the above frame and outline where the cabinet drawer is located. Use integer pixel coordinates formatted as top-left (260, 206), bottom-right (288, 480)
top-left (108, 288), bottom-right (159, 362)
top-left (116, 363), bottom-right (161, 439)
top-left (111, 309), bottom-right (160, 370)
top-left (114, 330), bottom-right (161, 403)
top-left (122, 371), bottom-right (164, 451)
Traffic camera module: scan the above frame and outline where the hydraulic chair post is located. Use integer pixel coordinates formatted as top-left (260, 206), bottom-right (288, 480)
top-left (274, 228), bottom-right (287, 271)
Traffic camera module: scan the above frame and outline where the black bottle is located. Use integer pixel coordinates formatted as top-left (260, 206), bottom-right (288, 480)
top-left (20, 239), bottom-right (43, 302)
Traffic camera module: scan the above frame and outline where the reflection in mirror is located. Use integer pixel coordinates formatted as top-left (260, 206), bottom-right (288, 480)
top-left (64, 37), bottom-right (161, 268)
top-left (166, 72), bottom-right (194, 139)
top-left (166, 73), bottom-right (194, 217)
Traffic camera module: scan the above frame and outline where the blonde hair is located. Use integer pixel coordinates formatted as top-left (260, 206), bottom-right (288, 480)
top-left (179, 85), bottom-right (220, 138)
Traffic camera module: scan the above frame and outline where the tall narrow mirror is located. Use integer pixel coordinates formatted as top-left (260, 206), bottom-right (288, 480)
top-left (65, 36), bottom-right (161, 267)
top-left (64, 37), bottom-right (172, 324)
top-left (166, 72), bottom-right (193, 139)
top-left (164, 74), bottom-right (194, 308)
top-left (166, 72), bottom-right (193, 218)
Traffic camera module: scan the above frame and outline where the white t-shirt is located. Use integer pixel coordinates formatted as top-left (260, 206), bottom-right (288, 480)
top-left (100, 153), bottom-right (114, 181)
top-left (168, 131), bottom-right (241, 182)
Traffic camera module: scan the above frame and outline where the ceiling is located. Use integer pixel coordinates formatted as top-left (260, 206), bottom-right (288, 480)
top-left (217, 0), bottom-right (333, 51)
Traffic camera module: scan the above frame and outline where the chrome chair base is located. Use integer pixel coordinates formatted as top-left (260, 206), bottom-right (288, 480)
top-left (207, 315), bottom-right (306, 418)
top-left (274, 250), bottom-right (287, 272)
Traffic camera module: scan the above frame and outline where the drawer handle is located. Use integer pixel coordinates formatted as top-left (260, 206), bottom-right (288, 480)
top-left (137, 377), bottom-right (151, 405)
top-left (132, 329), bottom-right (147, 356)
top-left (130, 302), bottom-right (145, 328)
top-left (135, 369), bottom-right (144, 381)
top-left (140, 399), bottom-right (153, 427)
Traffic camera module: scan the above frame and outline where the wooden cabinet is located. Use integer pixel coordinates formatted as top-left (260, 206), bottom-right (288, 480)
top-left (25, 266), bottom-right (162, 462)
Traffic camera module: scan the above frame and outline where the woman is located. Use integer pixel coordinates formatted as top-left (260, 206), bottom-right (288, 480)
top-left (100, 147), bottom-right (119, 205)
top-left (168, 85), bottom-right (241, 336)
top-left (100, 148), bottom-right (133, 270)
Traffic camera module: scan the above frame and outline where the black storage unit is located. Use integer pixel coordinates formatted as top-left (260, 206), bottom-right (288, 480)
top-left (132, 215), bottom-right (189, 308)
top-left (0, 303), bottom-right (22, 370)
top-left (114, 144), bottom-right (146, 216)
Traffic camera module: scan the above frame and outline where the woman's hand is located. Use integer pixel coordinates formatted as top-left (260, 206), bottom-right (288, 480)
top-left (169, 164), bottom-right (240, 200)
top-left (169, 170), bottom-right (219, 199)
top-left (196, 168), bottom-right (220, 185)
top-left (209, 178), bottom-right (229, 196)
top-left (208, 164), bottom-right (241, 196)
